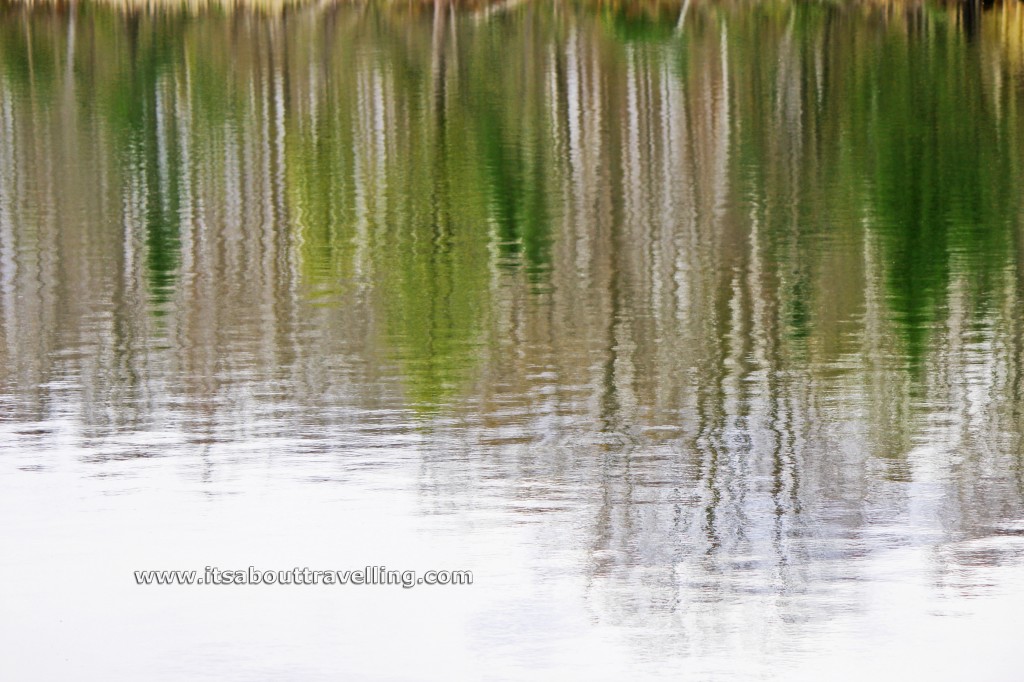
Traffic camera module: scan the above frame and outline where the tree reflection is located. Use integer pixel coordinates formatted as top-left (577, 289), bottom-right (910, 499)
top-left (1, 0), bottom-right (1024, 656)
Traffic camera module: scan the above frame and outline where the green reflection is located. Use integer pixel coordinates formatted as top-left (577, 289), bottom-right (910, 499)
top-left (3, 0), bottom-right (1024, 413)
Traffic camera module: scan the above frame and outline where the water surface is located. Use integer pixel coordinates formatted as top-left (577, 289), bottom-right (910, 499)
top-left (2, 1), bottom-right (1024, 679)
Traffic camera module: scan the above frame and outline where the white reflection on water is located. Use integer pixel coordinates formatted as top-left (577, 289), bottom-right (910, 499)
top-left (2, 429), bottom-right (1023, 680)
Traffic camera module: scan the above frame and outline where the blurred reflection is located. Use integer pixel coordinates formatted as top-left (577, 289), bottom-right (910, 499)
top-left (2, 0), bottom-right (1024, 667)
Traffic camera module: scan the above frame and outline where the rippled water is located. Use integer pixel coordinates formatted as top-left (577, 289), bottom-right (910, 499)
top-left (2, 1), bottom-right (1024, 679)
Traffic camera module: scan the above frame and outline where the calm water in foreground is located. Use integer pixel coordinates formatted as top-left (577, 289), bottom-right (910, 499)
top-left (2, 1), bottom-right (1024, 679)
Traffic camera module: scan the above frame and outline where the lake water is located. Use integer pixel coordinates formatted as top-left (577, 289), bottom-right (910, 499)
top-left (2, 1), bottom-right (1024, 679)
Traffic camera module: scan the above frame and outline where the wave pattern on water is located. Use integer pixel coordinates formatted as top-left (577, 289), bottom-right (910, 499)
top-left (1, 1), bottom-right (1024, 679)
